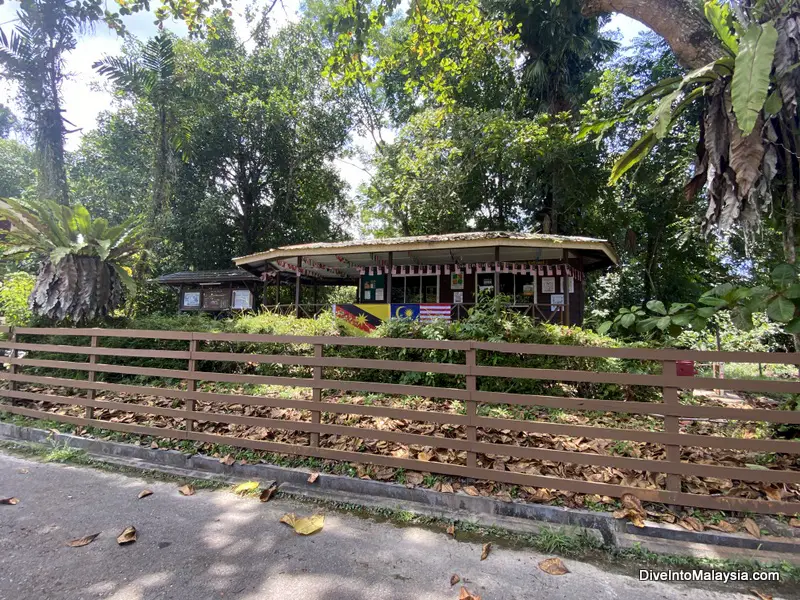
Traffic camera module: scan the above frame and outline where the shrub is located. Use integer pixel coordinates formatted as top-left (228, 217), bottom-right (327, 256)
top-left (0, 271), bottom-right (34, 326)
top-left (15, 300), bottom-right (660, 402)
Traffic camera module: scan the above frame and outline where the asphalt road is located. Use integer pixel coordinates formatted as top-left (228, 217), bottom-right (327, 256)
top-left (0, 452), bottom-right (781, 600)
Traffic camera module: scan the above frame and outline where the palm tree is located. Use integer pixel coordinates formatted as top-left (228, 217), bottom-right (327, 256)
top-left (484, 0), bottom-right (618, 115)
top-left (0, 1), bottom-right (95, 205)
top-left (93, 32), bottom-right (178, 222)
top-left (0, 198), bottom-right (147, 322)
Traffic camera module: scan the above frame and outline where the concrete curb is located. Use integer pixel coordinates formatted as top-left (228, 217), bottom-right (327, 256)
top-left (2, 422), bottom-right (799, 563)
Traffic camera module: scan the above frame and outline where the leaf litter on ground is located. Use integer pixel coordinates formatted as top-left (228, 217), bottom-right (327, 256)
top-left (480, 542), bottom-right (491, 561)
top-left (234, 481), bottom-right (260, 495)
top-left (458, 586), bottom-right (481, 600)
top-left (116, 526), bottom-right (137, 545)
top-left (67, 533), bottom-right (100, 547)
top-left (539, 557), bottom-right (570, 575)
top-left (260, 485), bottom-right (277, 502)
top-left (280, 513), bottom-right (324, 535)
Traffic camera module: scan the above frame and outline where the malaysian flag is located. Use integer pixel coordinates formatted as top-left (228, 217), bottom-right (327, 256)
top-left (419, 304), bottom-right (452, 322)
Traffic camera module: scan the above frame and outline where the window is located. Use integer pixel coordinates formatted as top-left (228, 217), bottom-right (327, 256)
top-left (422, 275), bottom-right (437, 303)
top-left (514, 274), bottom-right (535, 304)
top-left (391, 279), bottom-right (405, 303)
top-left (405, 276), bottom-right (421, 303)
top-left (498, 273), bottom-right (514, 297)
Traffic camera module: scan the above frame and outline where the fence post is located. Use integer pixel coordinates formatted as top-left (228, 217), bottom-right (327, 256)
top-left (466, 346), bottom-right (477, 468)
top-left (310, 342), bottom-right (322, 447)
top-left (85, 336), bottom-right (98, 420)
top-left (185, 338), bottom-right (197, 433)
top-left (662, 360), bottom-right (682, 495)
top-left (7, 329), bottom-right (17, 405)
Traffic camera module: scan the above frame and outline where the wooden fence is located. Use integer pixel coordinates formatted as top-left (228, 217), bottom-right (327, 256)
top-left (1, 326), bottom-right (799, 515)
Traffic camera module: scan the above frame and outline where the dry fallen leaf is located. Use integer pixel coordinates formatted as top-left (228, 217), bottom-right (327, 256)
top-left (683, 516), bottom-right (705, 532)
top-left (116, 526), bottom-right (137, 545)
top-left (260, 485), bottom-right (277, 502)
top-left (621, 493), bottom-right (644, 514)
top-left (0, 497), bottom-right (19, 505)
top-left (458, 586), bottom-right (481, 600)
top-left (446, 523), bottom-right (456, 538)
top-left (178, 484), bottom-right (195, 496)
top-left (463, 486), bottom-right (480, 497)
top-left (788, 517), bottom-right (800, 528)
top-left (418, 451), bottom-right (433, 462)
top-left (763, 487), bottom-right (782, 502)
top-left (150, 441), bottom-right (159, 449)
top-left (480, 542), bottom-right (491, 561)
top-left (220, 454), bottom-right (235, 466)
top-left (308, 472), bottom-right (319, 484)
top-left (742, 518), bottom-right (761, 539)
top-left (441, 483), bottom-right (454, 494)
top-left (751, 590), bottom-right (773, 600)
top-left (450, 574), bottom-right (460, 586)
top-left (538, 557), bottom-right (570, 576)
top-left (233, 481), bottom-right (260, 495)
top-left (67, 533), bottom-right (100, 547)
top-left (137, 489), bottom-right (153, 499)
top-left (612, 508), bottom-right (645, 528)
top-left (280, 513), bottom-right (324, 535)
top-left (406, 472), bottom-right (424, 486)
top-left (706, 520), bottom-right (736, 533)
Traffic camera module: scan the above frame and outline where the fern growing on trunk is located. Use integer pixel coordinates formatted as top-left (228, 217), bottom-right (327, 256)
top-left (0, 198), bottom-right (147, 323)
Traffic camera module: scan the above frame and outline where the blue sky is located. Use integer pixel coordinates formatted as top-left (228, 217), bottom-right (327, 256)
top-left (0, 1), bottom-right (646, 192)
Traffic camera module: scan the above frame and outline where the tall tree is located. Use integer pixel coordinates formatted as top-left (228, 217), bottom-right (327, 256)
top-left (484, 0), bottom-right (617, 115)
top-left (177, 16), bottom-right (353, 255)
top-left (93, 32), bottom-right (179, 223)
top-left (362, 107), bottom-right (606, 236)
top-left (0, 0), bottom-right (105, 205)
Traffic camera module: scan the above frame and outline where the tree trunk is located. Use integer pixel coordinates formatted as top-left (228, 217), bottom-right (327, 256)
top-left (151, 104), bottom-right (170, 223)
top-left (581, 0), bottom-right (724, 69)
top-left (38, 51), bottom-right (69, 205)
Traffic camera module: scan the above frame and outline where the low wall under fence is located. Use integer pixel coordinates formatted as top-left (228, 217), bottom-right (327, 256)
top-left (0, 326), bottom-right (799, 515)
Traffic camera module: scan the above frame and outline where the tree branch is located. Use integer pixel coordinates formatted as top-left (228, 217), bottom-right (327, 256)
top-left (581, 0), bottom-right (724, 69)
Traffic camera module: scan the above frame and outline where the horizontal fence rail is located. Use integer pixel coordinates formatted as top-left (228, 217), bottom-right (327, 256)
top-left (1, 327), bottom-right (799, 515)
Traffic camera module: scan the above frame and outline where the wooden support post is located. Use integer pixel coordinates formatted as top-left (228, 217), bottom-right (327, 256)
top-left (85, 336), bottom-right (98, 419)
top-left (185, 339), bottom-right (197, 433)
top-left (662, 360), bottom-right (682, 494)
top-left (275, 273), bottom-right (281, 307)
top-left (465, 347), bottom-right (477, 468)
top-left (295, 255), bottom-right (302, 318)
top-left (313, 279), bottom-right (318, 314)
top-left (7, 329), bottom-right (17, 405)
top-left (310, 343), bottom-right (322, 447)
top-left (563, 249), bottom-right (570, 326)
top-left (387, 251), bottom-right (393, 304)
top-left (494, 247), bottom-right (500, 297)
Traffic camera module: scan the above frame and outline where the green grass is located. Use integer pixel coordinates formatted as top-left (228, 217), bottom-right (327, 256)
top-left (0, 439), bottom-right (227, 490)
top-left (43, 442), bottom-right (90, 464)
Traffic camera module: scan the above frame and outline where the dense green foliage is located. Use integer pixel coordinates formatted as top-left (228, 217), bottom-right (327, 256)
top-left (19, 299), bottom-right (656, 402)
top-left (0, 0), bottom-right (797, 349)
top-left (0, 271), bottom-right (34, 326)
